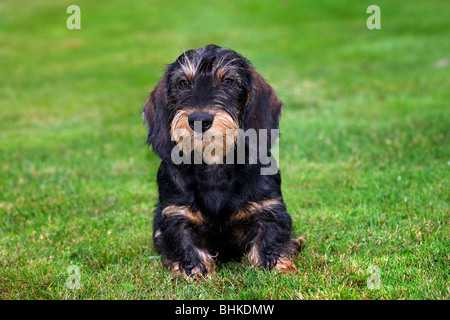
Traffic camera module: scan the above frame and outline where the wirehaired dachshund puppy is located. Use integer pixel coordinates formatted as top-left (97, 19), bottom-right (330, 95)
top-left (143, 44), bottom-right (304, 279)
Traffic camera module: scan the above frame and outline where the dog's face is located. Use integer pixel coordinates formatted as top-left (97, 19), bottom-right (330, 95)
top-left (143, 45), bottom-right (282, 162)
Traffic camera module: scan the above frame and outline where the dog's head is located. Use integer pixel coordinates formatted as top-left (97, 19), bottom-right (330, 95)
top-left (143, 44), bottom-right (282, 163)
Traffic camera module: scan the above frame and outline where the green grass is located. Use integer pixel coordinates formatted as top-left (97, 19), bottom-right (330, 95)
top-left (0, 0), bottom-right (448, 300)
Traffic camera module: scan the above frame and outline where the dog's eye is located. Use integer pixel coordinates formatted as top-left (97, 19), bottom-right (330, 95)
top-left (222, 78), bottom-right (235, 87)
top-left (179, 80), bottom-right (190, 88)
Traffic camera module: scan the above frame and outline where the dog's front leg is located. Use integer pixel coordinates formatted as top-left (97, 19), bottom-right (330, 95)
top-left (234, 200), bottom-right (304, 273)
top-left (153, 205), bottom-right (216, 279)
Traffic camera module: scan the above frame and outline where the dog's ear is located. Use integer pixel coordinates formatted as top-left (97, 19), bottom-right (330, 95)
top-left (143, 73), bottom-right (172, 160)
top-left (242, 65), bottom-right (282, 149)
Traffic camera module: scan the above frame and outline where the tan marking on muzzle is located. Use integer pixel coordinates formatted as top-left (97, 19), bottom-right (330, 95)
top-left (170, 109), bottom-right (239, 164)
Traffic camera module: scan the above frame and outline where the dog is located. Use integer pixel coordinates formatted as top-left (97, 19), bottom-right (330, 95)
top-left (143, 44), bottom-right (304, 279)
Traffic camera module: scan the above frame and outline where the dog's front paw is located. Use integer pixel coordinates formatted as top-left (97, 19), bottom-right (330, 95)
top-left (169, 262), bottom-right (215, 282)
top-left (248, 245), bottom-right (278, 270)
top-left (248, 237), bottom-right (305, 273)
top-left (250, 253), bottom-right (298, 274)
top-left (169, 262), bottom-right (202, 282)
top-left (165, 249), bottom-right (216, 281)
top-left (273, 256), bottom-right (298, 273)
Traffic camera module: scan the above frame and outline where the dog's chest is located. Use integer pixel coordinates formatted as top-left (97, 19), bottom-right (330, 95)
top-left (193, 165), bottom-right (240, 215)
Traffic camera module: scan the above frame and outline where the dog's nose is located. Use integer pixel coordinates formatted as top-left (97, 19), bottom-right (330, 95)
top-left (188, 113), bottom-right (214, 132)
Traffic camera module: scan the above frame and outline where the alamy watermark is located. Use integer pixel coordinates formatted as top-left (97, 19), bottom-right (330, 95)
top-left (66, 5), bottom-right (81, 30)
top-left (170, 122), bottom-right (280, 175)
top-left (366, 5), bottom-right (381, 29)
top-left (65, 265), bottom-right (81, 290)
top-left (366, 265), bottom-right (381, 290)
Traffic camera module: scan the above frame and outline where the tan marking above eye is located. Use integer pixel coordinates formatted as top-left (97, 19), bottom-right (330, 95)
top-left (215, 68), bottom-right (227, 82)
top-left (180, 55), bottom-right (197, 82)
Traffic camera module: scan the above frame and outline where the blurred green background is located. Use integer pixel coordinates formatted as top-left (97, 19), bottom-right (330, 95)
top-left (0, 0), bottom-right (448, 299)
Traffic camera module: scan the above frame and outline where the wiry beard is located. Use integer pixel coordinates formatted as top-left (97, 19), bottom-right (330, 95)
top-left (170, 109), bottom-right (239, 164)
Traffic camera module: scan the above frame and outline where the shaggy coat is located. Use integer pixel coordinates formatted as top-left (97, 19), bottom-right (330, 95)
top-left (143, 45), bottom-right (303, 278)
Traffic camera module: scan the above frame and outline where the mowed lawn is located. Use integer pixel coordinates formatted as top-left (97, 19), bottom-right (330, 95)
top-left (0, 0), bottom-right (448, 299)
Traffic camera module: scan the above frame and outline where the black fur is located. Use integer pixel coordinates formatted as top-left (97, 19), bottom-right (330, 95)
top-left (143, 45), bottom-right (303, 278)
